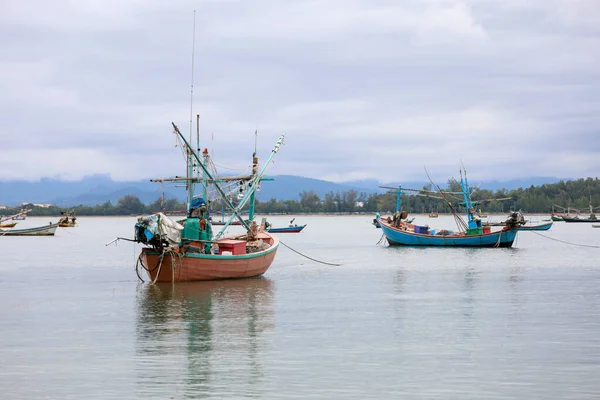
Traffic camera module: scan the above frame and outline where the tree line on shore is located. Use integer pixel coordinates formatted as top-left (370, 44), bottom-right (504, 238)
top-left (15, 177), bottom-right (600, 217)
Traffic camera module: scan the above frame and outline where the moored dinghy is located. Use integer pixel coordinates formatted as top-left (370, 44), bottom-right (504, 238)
top-left (1, 222), bottom-right (59, 236)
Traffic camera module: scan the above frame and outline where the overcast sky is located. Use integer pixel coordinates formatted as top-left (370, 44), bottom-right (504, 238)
top-left (1, 0), bottom-right (599, 184)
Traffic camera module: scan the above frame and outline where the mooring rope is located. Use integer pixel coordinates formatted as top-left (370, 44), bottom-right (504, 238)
top-left (376, 232), bottom-right (386, 246)
top-left (279, 240), bottom-right (341, 266)
top-left (530, 231), bottom-right (599, 248)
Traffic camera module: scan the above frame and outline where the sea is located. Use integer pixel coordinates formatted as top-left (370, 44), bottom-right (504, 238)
top-left (1, 215), bottom-right (599, 399)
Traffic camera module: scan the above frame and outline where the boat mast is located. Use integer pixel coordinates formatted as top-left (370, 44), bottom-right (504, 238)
top-left (197, 114), bottom-right (208, 201)
top-left (248, 151), bottom-right (259, 221)
top-left (395, 186), bottom-right (402, 213)
top-left (214, 134), bottom-right (285, 239)
top-left (172, 123), bottom-right (253, 231)
top-left (248, 129), bottom-right (259, 221)
top-left (186, 10), bottom-right (197, 209)
top-left (460, 168), bottom-right (477, 229)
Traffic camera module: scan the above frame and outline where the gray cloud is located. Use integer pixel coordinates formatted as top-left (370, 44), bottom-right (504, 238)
top-left (1, 0), bottom-right (599, 184)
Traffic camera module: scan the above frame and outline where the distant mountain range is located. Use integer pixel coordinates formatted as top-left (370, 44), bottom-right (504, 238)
top-left (0, 174), bottom-right (565, 207)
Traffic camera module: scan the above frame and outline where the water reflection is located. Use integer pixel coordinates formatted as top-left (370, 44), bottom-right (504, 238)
top-left (135, 278), bottom-right (274, 398)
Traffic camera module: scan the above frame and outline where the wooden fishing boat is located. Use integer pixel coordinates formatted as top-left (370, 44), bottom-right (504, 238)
top-left (562, 203), bottom-right (598, 223)
top-left (0, 222), bottom-right (59, 236)
top-left (267, 224), bottom-right (306, 233)
top-left (379, 168), bottom-right (524, 248)
top-left (0, 208), bottom-right (31, 224)
top-left (140, 228), bottom-right (279, 281)
top-left (562, 216), bottom-right (598, 223)
top-left (428, 211), bottom-right (439, 218)
top-left (0, 222), bottom-right (17, 228)
top-left (515, 221), bottom-right (553, 231)
top-left (130, 120), bottom-right (285, 283)
top-left (58, 211), bottom-right (77, 227)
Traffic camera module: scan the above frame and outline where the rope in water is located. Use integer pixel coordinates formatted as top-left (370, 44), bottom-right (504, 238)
top-left (529, 231), bottom-right (600, 248)
top-left (279, 240), bottom-right (341, 266)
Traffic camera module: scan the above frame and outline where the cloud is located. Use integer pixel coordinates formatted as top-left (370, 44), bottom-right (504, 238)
top-left (0, 0), bottom-right (598, 185)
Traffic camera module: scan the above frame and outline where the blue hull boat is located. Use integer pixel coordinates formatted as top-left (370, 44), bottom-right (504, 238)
top-left (378, 166), bottom-right (522, 248)
top-left (267, 224), bottom-right (306, 233)
top-left (515, 221), bottom-right (553, 231)
top-left (380, 221), bottom-right (517, 247)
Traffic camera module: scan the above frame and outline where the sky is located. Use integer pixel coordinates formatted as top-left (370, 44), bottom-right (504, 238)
top-left (0, 0), bottom-right (599, 184)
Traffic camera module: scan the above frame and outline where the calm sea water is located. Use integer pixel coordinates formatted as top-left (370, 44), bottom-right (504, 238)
top-left (1, 215), bottom-right (600, 399)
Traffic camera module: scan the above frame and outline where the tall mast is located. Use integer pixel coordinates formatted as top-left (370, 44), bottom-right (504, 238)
top-left (186, 10), bottom-right (197, 208)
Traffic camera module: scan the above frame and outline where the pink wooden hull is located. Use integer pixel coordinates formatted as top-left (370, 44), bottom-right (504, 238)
top-left (140, 232), bottom-right (279, 282)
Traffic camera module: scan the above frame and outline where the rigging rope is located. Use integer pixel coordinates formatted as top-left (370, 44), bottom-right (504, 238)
top-left (529, 231), bottom-right (600, 248)
top-left (279, 240), bottom-right (341, 266)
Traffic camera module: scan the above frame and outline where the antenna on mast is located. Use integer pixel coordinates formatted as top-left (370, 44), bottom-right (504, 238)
top-left (189, 10), bottom-right (196, 143)
top-left (185, 10), bottom-right (197, 207)
top-left (254, 128), bottom-right (258, 155)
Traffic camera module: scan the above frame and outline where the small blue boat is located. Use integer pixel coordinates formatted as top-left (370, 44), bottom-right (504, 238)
top-left (267, 224), bottom-right (306, 233)
top-left (379, 167), bottom-right (522, 248)
top-left (515, 221), bottom-right (553, 231)
top-left (267, 218), bottom-right (306, 233)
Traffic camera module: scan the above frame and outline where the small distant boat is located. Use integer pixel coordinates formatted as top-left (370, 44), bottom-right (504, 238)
top-left (563, 216), bottom-right (598, 223)
top-left (515, 221), bottom-right (553, 231)
top-left (483, 221), bottom-right (507, 227)
top-left (267, 224), bottom-right (306, 233)
top-left (0, 222), bottom-right (17, 228)
top-left (0, 222), bottom-right (59, 236)
top-left (562, 202), bottom-right (598, 223)
top-left (210, 220), bottom-right (242, 226)
top-left (592, 224), bottom-right (600, 228)
top-left (58, 211), bottom-right (77, 227)
top-left (428, 211), bottom-right (439, 218)
top-left (0, 208), bottom-right (31, 224)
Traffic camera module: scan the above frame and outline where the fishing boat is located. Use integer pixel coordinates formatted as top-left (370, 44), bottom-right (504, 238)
top-left (130, 119), bottom-right (285, 283)
top-left (379, 168), bottom-right (524, 248)
top-left (515, 221), bottom-right (553, 231)
top-left (428, 210), bottom-right (439, 218)
top-left (267, 219), bottom-right (306, 233)
top-left (0, 222), bottom-right (59, 236)
top-left (266, 225), bottom-right (306, 233)
top-left (0, 208), bottom-right (31, 224)
top-left (592, 224), bottom-right (600, 228)
top-left (562, 203), bottom-right (598, 223)
top-left (550, 205), bottom-right (576, 221)
top-left (563, 216), bottom-right (598, 223)
top-left (210, 219), bottom-right (242, 226)
top-left (0, 222), bottom-right (17, 228)
top-left (58, 211), bottom-right (77, 227)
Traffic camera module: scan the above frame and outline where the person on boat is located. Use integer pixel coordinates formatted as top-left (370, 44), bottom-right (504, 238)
top-left (289, 218), bottom-right (296, 227)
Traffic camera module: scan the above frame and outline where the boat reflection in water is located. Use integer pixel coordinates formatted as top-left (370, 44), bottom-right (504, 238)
top-left (135, 278), bottom-right (274, 398)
